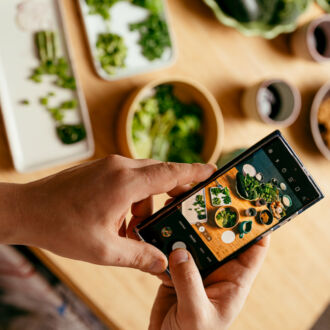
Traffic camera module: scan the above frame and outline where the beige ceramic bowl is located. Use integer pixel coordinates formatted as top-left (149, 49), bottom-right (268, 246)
top-left (310, 82), bottom-right (330, 160)
top-left (214, 206), bottom-right (240, 229)
top-left (116, 77), bottom-right (224, 163)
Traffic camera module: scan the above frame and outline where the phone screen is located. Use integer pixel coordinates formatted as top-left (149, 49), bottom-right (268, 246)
top-left (137, 134), bottom-right (322, 276)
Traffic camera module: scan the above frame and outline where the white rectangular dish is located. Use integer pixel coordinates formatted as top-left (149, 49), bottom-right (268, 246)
top-left (0, 0), bottom-right (94, 173)
top-left (78, 0), bottom-right (175, 81)
top-left (181, 188), bottom-right (208, 225)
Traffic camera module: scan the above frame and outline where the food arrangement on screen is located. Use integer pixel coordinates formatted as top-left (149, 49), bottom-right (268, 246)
top-left (180, 148), bottom-right (296, 261)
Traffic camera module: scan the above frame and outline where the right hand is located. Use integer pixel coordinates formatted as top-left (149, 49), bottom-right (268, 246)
top-left (149, 236), bottom-right (270, 330)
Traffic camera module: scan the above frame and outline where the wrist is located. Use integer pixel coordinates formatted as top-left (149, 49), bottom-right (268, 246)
top-left (0, 182), bottom-right (28, 244)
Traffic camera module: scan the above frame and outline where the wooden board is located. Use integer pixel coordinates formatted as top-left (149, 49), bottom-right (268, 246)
top-left (191, 167), bottom-right (277, 261)
top-left (0, 1), bottom-right (329, 330)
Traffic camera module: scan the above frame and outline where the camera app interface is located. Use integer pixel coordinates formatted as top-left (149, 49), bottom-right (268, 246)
top-left (178, 148), bottom-right (303, 261)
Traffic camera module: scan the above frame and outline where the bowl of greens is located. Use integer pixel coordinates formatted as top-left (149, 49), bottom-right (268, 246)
top-left (236, 172), bottom-right (280, 202)
top-left (202, 0), bottom-right (311, 39)
top-left (318, 0), bottom-right (330, 12)
top-left (214, 206), bottom-right (239, 229)
top-left (117, 77), bottom-right (224, 163)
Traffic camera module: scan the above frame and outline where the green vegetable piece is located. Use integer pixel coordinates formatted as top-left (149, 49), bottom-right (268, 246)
top-left (130, 14), bottom-right (171, 61)
top-left (96, 33), bottom-right (127, 75)
top-left (40, 97), bottom-right (48, 105)
top-left (85, 0), bottom-right (120, 20)
top-left (21, 99), bottom-right (30, 105)
top-left (131, 0), bottom-right (163, 14)
top-left (60, 99), bottom-right (78, 110)
top-left (56, 124), bottom-right (86, 144)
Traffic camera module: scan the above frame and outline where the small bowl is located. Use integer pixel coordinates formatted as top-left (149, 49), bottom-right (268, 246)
top-left (116, 77), bottom-right (224, 163)
top-left (310, 82), bottom-right (330, 160)
top-left (202, 0), bottom-right (310, 39)
top-left (257, 210), bottom-right (274, 225)
top-left (291, 15), bottom-right (330, 62)
top-left (214, 206), bottom-right (239, 229)
top-left (242, 79), bottom-right (301, 127)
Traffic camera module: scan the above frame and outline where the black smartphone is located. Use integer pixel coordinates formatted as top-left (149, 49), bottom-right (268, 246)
top-left (135, 131), bottom-right (324, 278)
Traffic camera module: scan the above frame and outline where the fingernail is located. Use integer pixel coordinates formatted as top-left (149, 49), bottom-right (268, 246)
top-left (171, 248), bottom-right (189, 265)
top-left (206, 163), bottom-right (217, 171)
top-left (149, 258), bottom-right (166, 273)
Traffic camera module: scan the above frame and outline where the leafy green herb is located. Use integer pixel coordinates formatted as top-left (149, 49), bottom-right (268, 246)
top-left (212, 197), bottom-right (221, 205)
top-left (96, 33), bottom-right (127, 75)
top-left (56, 124), bottom-right (86, 144)
top-left (21, 99), bottom-right (30, 105)
top-left (236, 173), bottom-right (279, 202)
top-left (48, 91), bottom-right (55, 97)
top-left (85, 0), bottom-right (120, 20)
top-left (130, 13), bottom-right (171, 61)
top-left (132, 84), bottom-right (203, 163)
top-left (131, 0), bottom-right (163, 15)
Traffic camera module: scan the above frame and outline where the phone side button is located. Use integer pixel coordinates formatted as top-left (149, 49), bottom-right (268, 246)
top-left (271, 224), bottom-right (281, 231)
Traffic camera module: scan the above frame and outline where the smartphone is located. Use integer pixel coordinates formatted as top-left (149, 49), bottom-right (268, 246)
top-left (135, 131), bottom-right (324, 278)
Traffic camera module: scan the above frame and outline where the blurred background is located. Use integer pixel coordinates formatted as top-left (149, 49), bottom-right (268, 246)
top-left (0, 0), bottom-right (329, 329)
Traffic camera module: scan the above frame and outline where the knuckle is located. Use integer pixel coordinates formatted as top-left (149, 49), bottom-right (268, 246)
top-left (131, 251), bottom-right (146, 269)
top-left (105, 154), bottom-right (123, 167)
top-left (181, 269), bottom-right (196, 285)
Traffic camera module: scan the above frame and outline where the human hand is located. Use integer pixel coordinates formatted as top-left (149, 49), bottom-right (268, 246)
top-left (149, 236), bottom-right (270, 330)
top-left (4, 155), bottom-right (215, 274)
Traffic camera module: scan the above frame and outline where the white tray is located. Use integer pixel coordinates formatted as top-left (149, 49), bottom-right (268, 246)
top-left (181, 188), bottom-right (208, 225)
top-left (78, 0), bottom-right (176, 81)
top-left (0, 0), bottom-right (94, 173)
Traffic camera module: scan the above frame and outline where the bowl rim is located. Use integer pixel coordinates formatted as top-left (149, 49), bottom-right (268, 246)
top-left (255, 79), bottom-right (301, 127)
top-left (310, 81), bottom-right (330, 160)
top-left (258, 209), bottom-right (274, 225)
top-left (202, 0), bottom-right (311, 39)
top-left (214, 205), bottom-right (240, 229)
top-left (123, 76), bottom-right (225, 163)
top-left (306, 14), bottom-right (330, 63)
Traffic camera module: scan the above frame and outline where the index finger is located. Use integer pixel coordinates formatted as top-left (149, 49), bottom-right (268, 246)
top-left (131, 162), bottom-right (216, 201)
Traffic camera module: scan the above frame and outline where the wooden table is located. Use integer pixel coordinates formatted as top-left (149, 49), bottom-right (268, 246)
top-left (1, 1), bottom-right (330, 329)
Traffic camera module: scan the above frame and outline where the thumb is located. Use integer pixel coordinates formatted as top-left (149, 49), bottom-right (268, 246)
top-left (111, 237), bottom-right (168, 274)
top-left (169, 249), bottom-right (209, 314)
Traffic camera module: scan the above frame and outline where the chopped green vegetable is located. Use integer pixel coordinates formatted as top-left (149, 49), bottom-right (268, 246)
top-left (131, 0), bottom-right (163, 15)
top-left (192, 194), bottom-right (206, 220)
top-left (40, 97), bottom-right (48, 105)
top-left (30, 31), bottom-right (76, 90)
top-left (48, 91), bottom-right (55, 97)
top-left (21, 99), bottom-right (30, 105)
top-left (56, 124), bottom-right (86, 144)
top-left (130, 13), bottom-right (171, 61)
top-left (96, 33), bottom-right (127, 75)
top-left (85, 0), bottom-right (120, 20)
top-left (132, 84), bottom-right (203, 163)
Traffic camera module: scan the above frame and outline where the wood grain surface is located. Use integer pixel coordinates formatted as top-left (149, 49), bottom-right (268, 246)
top-left (1, 1), bottom-right (330, 330)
